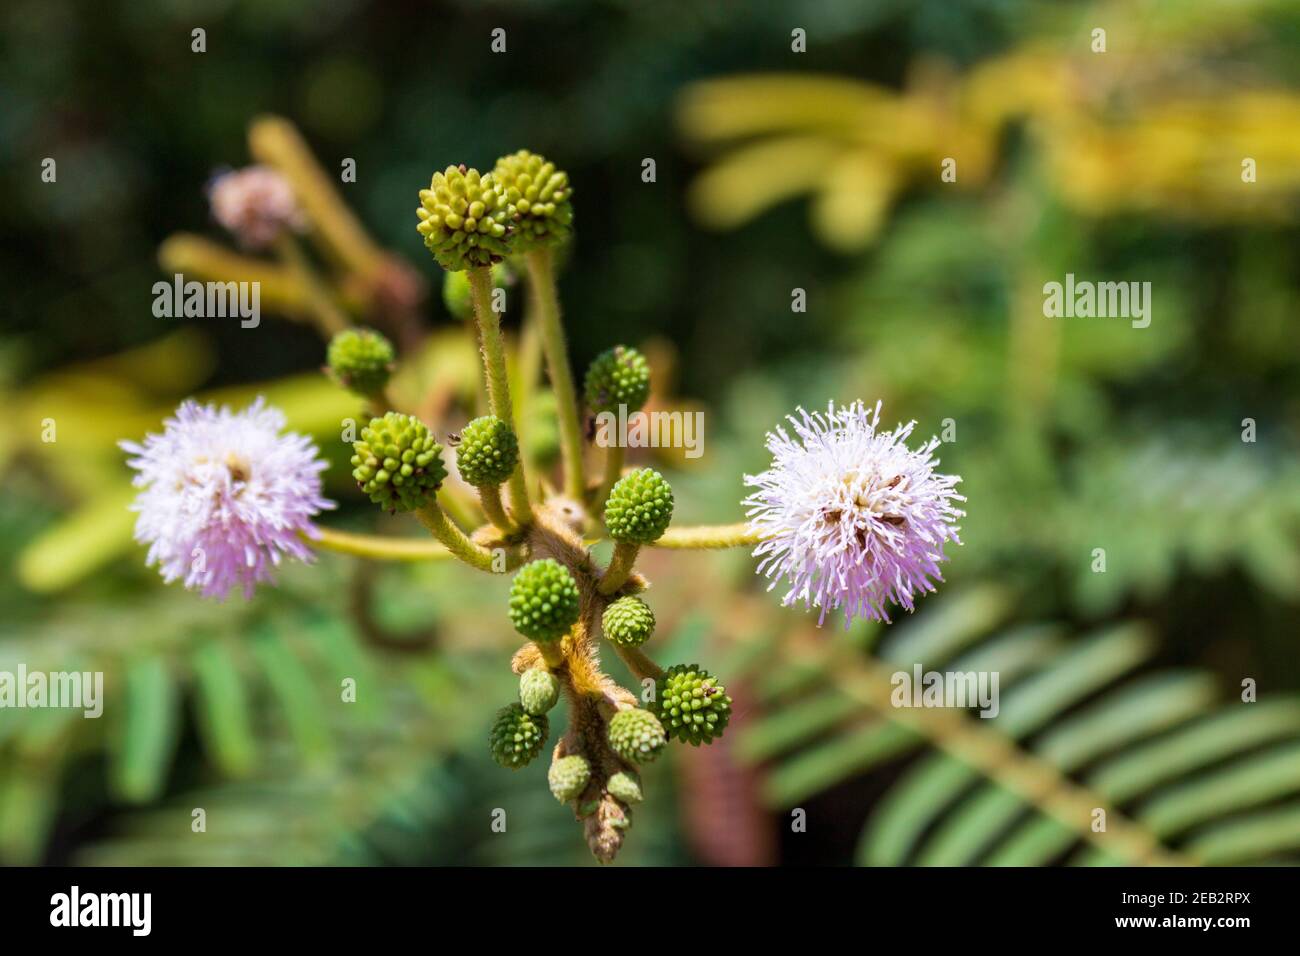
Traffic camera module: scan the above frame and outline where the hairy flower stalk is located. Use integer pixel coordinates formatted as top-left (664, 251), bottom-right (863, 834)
top-left (122, 398), bottom-right (333, 600)
top-left (495, 149), bottom-right (585, 505)
top-left (416, 165), bottom-right (531, 523)
top-left (745, 400), bottom-right (965, 625)
top-left (524, 246), bottom-right (586, 503)
top-left (585, 345), bottom-right (651, 508)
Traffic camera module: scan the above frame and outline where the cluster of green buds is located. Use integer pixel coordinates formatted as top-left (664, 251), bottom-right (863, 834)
top-left (317, 148), bottom-right (738, 863)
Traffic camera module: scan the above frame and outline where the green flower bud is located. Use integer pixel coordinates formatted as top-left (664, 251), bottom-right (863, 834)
top-left (584, 346), bottom-right (651, 414)
top-left (326, 328), bottom-right (394, 396)
top-left (650, 664), bottom-right (732, 746)
top-left (547, 754), bottom-right (591, 803)
top-left (454, 415), bottom-right (519, 487)
top-left (519, 668), bottom-right (560, 716)
top-left (489, 703), bottom-right (548, 769)
top-left (602, 596), bottom-right (655, 648)
top-left (606, 770), bottom-right (643, 805)
top-left (604, 468), bottom-right (674, 543)
top-left (351, 412), bottom-right (446, 512)
top-left (442, 262), bottom-right (510, 321)
top-left (607, 708), bottom-right (666, 765)
top-left (492, 150), bottom-right (573, 252)
top-left (508, 559), bottom-right (581, 642)
top-left (417, 165), bottom-right (514, 271)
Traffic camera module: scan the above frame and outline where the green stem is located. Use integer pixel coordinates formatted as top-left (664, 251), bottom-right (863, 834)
top-left (478, 484), bottom-right (518, 535)
top-left (612, 644), bottom-right (665, 683)
top-left (535, 641), bottom-right (566, 669)
top-left (594, 444), bottom-right (623, 512)
top-left (598, 541), bottom-right (640, 595)
top-left (414, 501), bottom-right (498, 572)
top-left (311, 526), bottom-right (452, 562)
top-left (647, 522), bottom-right (766, 550)
top-left (524, 247), bottom-right (586, 502)
top-left (468, 266), bottom-right (534, 524)
top-left (515, 301), bottom-right (544, 474)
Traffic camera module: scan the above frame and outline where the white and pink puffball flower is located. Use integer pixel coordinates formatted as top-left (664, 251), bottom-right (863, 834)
top-left (744, 400), bottom-right (965, 626)
top-left (207, 165), bottom-right (306, 249)
top-left (121, 398), bottom-right (334, 601)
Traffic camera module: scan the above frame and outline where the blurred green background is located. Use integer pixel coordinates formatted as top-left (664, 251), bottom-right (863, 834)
top-left (2, 0), bottom-right (1300, 866)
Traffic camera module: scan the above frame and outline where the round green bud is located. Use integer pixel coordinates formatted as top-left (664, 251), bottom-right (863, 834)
top-left (351, 412), bottom-right (447, 512)
top-left (650, 664), bottom-right (732, 746)
top-left (547, 754), bottom-right (591, 803)
top-left (417, 165), bottom-right (514, 271)
top-left (607, 708), bottom-right (666, 765)
top-left (519, 668), bottom-right (560, 716)
top-left (584, 346), bottom-right (651, 414)
top-left (454, 415), bottom-right (519, 487)
top-left (606, 770), bottom-right (643, 805)
top-left (604, 468), bottom-right (674, 543)
top-left (489, 703), bottom-right (548, 769)
top-left (492, 150), bottom-right (573, 252)
top-left (602, 596), bottom-right (655, 648)
top-left (508, 559), bottom-right (581, 642)
top-left (442, 262), bottom-right (510, 321)
top-left (326, 328), bottom-right (394, 396)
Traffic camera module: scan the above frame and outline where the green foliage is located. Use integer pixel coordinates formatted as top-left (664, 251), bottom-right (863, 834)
top-left (729, 586), bottom-right (1300, 866)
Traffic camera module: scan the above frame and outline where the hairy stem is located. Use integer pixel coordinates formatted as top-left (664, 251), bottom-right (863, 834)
top-left (414, 501), bottom-right (498, 572)
top-left (524, 247), bottom-right (586, 502)
top-left (468, 265), bottom-right (534, 524)
top-left (612, 644), bottom-right (664, 684)
top-left (534, 640), bottom-right (566, 669)
top-left (311, 526), bottom-right (452, 562)
top-left (515, 301), bottom-right (545, 474)
top-left (598, 541), bottom-right (640, 595)
top-left (649, 522), bottom-right (765, 550)
top-left (478, 484), bottom-right (518, 535)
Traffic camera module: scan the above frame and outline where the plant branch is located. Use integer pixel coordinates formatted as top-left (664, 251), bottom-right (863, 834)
top-left (594, 443), bottom-right (623, 511)
top-left (524, 247), bottom-right (586, 502)
top-left (311, 526), bottom-right (452, 562)
top-left (598, 541), bottom-right (640, 595)
top-left (648, 522), bottom-right (765, 550)
top-left (414, 501), bottom-right (498, 572)
top-left (468, 265), bottom-right (534, 524)
top-left (612, 644), bottom-right (664, 684)
top-left (478, 484), bottom-right (518, 536)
